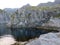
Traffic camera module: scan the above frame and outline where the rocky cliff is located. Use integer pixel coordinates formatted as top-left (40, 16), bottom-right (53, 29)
top-left (0, 6), bottom-right (52, 27)
top-left (38, 0), bottom-right (60, 6)
top-left (0, 0), bottom-right (60, 27)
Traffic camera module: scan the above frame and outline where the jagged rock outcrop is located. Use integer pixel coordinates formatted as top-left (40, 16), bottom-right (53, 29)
top-left (14, 6), bottom-right (51, 27)
top-left (26, 32), bottom-right (60, 45)
top-left (38, 0), bottom-right (60, 6)
top-left (0, 6), bottom-right (59, 27)
top-left (0, 2), bottom-right (60, 27)
top-left (0, 4), bottom-right (50, 27)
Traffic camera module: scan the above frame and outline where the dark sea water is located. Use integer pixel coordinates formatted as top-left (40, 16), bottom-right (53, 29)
top-left (11, 28), bottom-right (49, 41)
top-left (0, 27), bottom-right (58, 41)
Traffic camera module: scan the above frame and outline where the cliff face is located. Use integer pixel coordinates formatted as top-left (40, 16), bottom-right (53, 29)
top-left (16, 6), bottom-right (51, 27)
top-left (38, 0), bottom-right (60, 6)
top-left (0, 6), bottom-right (52, 27)
top-left (0, 1), bottom-right (60, 27)
top-left (0, 10), bottom-right (10, 24)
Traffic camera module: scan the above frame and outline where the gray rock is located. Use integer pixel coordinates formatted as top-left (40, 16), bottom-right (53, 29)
top-left (26, 32), bottom-right (60, 45)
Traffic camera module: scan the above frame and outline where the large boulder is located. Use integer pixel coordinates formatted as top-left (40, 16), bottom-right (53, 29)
top-left (26, 32), bottom-right (60, 45)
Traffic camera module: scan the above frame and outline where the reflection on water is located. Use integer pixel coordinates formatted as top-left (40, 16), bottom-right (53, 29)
top-left (0, 27), bottom-right (11, 36)
top-left (0, 27), bottom-right (58, 41)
